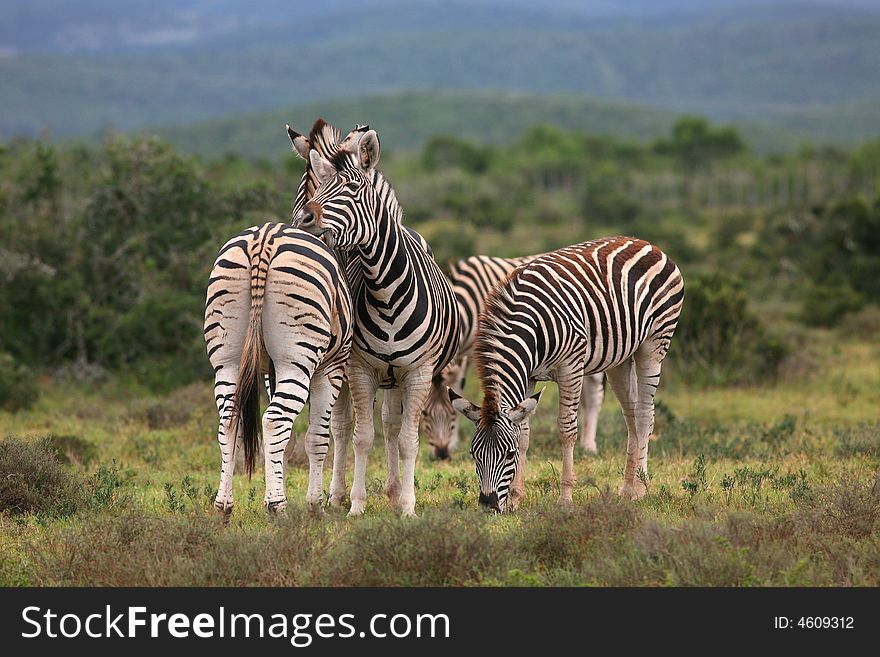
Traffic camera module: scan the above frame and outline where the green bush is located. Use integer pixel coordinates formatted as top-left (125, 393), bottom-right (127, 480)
top-left (0, 353), bottom-right (39, 412)
top-left (800, 283), bottom-right (864, 327)
top-left (0, 437), bottom-right (81, 518)
top-left (668, 272), bottom-right (789, 385)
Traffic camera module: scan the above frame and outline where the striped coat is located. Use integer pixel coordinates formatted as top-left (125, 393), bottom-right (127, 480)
top-left (451, 236), bottom-right (684, 511)
top-left (205, 223), bottom-right (351, 514)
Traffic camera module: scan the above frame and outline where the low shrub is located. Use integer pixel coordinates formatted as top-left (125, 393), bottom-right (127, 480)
top-left (0, 353), bottom-right (39, 412)
top-left (0, 437), bottom-right (81, 518)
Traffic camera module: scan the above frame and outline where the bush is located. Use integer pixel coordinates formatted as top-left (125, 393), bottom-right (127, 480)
top-left (0, 353), bottom-right (39, 412)
top-left (668, 272), bottom-right (789, 385)
top-left (0, 437), bottom-right (81, 518)
top-left (800, 283), bottom-right (864, 327)
top-left (46, 434), bottom-right (98, 467)
top-left (325, 510), bottom-right (503, 586)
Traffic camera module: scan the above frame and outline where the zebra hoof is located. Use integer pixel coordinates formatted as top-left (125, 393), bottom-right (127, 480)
top-left (214, 498), bottom-right (234, 516)
top-left (265, 499), bottom-right (287, 515)
top-left (347, 500), bottom-right (366, 517)
top-left (328, 493), bottom-right (348, 508)
top-left (556, 497), bottom-right (574, 510)
top-left (618, 481), bottom-right (647, 501)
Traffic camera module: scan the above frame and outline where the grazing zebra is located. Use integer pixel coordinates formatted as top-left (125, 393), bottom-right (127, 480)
top-left (285, 118), bottom-right (434, 508)
top-left (449, 237), bottom-right (684, 512)
top-left (205, 223), bottom-right (352, 514)
top-left (422, 253), bottom-right (606, 459)
top-left (293, 128), bottom-right (460, 516)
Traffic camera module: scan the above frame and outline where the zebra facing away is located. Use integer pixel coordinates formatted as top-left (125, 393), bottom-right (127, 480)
top-left (204, 223), bottom-right (352, 514)
top-left (421, 253), bottom-right (605, 460)
top-left (293, 129), bottom-right (460, 517)
top-left (449, 237), bottom-right (684, 512)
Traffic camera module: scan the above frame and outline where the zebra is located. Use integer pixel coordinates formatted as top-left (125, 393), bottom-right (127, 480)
top-left (292, 127), bottom-right (461, 516)
top-left (421, 253), bottom-right (605, 460)
top-left (205, 222), bottom-right (352, 514)
top-left (449, 236), bottom-right (684, 512)
top-left (285, 118), bottom-right (434, 509)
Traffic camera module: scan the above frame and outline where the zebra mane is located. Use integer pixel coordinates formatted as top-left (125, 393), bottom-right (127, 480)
top-left (472, 270), bottom-right (527, 416)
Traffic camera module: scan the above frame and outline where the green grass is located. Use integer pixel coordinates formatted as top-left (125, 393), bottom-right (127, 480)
top-left (1, 337), bottom-right (878, 586)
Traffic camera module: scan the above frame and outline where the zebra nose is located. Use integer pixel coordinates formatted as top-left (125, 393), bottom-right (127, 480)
top-left (433, 445), bottom-right (451, 461)
top-left (479, 491), bottom-right (501, 513)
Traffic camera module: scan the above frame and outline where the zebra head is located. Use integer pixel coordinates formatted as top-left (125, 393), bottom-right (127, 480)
top-left (292, 129), bottom-right (382, 250)
top-left (448, 387), bottom-right (543, 513)
top-left (422, 357), bottom-right (468, 460)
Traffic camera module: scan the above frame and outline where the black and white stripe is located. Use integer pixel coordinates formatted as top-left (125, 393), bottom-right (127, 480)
top-left (422, 253), bottom-right (606, 459)
top-left (205, 223), bottom-right (352, 514)
top-left (293, 127), bottom-right (460, 516)
top-left (450, 236), bottom-right (684, 511)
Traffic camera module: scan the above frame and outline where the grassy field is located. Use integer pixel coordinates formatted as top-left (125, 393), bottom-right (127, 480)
top-left (1, 335), bottom-right (878, 587)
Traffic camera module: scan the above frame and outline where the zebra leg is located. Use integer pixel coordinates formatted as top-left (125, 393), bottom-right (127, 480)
top-left (396, 363), bottom-right (433, 517)
top-left (630, 341), bottom-right (666, 499)
top-left (329, 381), bottom-right (352, 507)
top-left (213, 373), bottom-right (239, 516)
top-left (262, 374), bottom-right (309, 513)
top-left (508, 420), bottom-right (531, 512)
top-left (578, 373), bottom-right (604, 454)
top-left (605, 358), bottom-right (642, 500)
top-left (303, 367), bottom-right (343, 509)
top-left (381, 387), bottom-right (403, 507)
top-left (508, 381), bottom-right (535, 512)
top-left (348, 364), bottom-right (380, 516)
top-left (556, 363), bottom-right (586, 507)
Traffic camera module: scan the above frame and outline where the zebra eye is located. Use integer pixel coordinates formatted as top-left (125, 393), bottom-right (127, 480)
top-left (507, 449), bottom-right (518, 459)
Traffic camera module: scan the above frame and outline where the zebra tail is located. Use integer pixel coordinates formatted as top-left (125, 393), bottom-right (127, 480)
top-left (231, 239), bottom-right (270, 478)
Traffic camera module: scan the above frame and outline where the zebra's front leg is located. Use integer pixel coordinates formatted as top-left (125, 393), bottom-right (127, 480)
top-left (262, 376), bottom-right (309, 514)
top-left (605, 357), bottom-right (643, 500)
top-left (578, 373), bottom-right (604, 454)
top-left (397, 364), bottom-right (433, 517)
top-left (381, 387), bottom-right (403, 507)
top-left (557, 363), bottom-right (586, 507)
top-left (347, 364), bottom-right (379, 516)
top-left (329, 381), bottom-right (352, 507)
top-left (303, 368), bottom-right (343, 509)
top-left (214, 378), bottom-right (238, 516)
top-left (507, 419), bottom-right (531, 512)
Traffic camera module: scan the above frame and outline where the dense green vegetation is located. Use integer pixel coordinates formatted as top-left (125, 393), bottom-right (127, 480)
top-left (2, 116), bottom-right (879, 404)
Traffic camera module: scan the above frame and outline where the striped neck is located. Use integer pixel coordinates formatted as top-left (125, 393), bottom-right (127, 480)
top-left (473, 290), bottom-right (536, 416)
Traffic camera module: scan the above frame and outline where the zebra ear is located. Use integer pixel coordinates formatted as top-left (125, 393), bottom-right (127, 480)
top-left (448, 388), bottom-right (480, 423)
top-left (507, 388), bottom-right (544, 424)
top-left (309, 150), bottom-right (336, 185)
top-left (358, 129), bottom-right (381, 170)
top-left (286, 124), bottom-right (310, 160)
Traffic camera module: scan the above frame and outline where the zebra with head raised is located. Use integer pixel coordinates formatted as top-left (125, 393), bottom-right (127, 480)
top-left (285, 118), bottom-right (434, 509)
top-left (422, 253), bottom-right (606, 460)
top-left (205, 222), bottom-right (352, 515)
top-left (292, 127), bottom-right (460, 517)
top-left (449, 237), bottom-right (684, 512)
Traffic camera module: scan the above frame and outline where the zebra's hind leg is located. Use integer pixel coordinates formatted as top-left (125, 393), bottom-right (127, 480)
top-left (396, 363), bottom-right (433, 517)
top-left (303, 367), bottom-right (343, 510)
top-left (630, 341), bottom-right (666, 497)
top-left (348, 364), bottom-right (380, 516)
top-left (578, 373), bottom-right (604, 454)
top-left (262, 372), bottom-right (309, 514)
top-left (381, 387), bottom-right (403, 507)
top-left (329, 381), bottom-right (352, 508)
top-left (213, 372), bottom-right (239, 517)
top-left (556, 362), bottom-right (586, 507)
top-left (605, 357), bottom-right (644, 500)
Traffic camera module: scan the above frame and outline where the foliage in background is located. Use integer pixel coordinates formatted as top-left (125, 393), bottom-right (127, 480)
top-left (1, 118), bottom-right (879, 393)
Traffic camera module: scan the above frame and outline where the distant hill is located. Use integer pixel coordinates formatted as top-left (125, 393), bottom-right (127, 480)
top-left (2, 1), bottom-right (879, 142)
top-left (148, 90), bottom-right (873, 159)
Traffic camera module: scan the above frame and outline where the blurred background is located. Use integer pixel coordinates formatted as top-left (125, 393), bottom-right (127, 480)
top-left (1, 0), bottom-right (878, 396)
